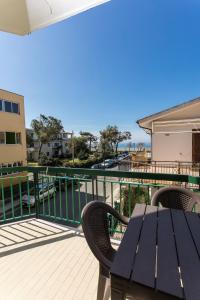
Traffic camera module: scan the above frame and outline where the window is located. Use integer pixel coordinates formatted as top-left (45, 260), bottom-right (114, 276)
top-left (0, 132), bottom-right (22, 145)
top-left (6, 132), bottom-right (16, 144)
top-left (16, 133), bottom-right (21, 144)
top-left (12, 102), bottom-right (19, 114)
top-left (0, 100), bottom-right (20, 114)
top-left (0, 132), bottom-right (5, 144)
top-left (4, 101), bottom-right (12, 113)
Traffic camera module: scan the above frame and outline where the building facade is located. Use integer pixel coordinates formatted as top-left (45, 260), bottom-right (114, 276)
top-left (137, 97), bottom-right (200, 163)
top-left (0, 89), bottom-right (27, 167)
top-left (26, 129), bottom-right (72, 161)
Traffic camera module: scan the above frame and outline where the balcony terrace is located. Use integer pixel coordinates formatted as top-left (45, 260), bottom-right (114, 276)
top-left (0, 166), bottom-right (200, 299)
top-left (0, 218), bottom-right (102, 300)
top-left (119, 159), bottom-right (200, 177)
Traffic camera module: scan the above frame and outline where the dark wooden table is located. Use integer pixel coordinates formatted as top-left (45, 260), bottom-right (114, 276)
top-left (110, 204), bottom-right (200, 300)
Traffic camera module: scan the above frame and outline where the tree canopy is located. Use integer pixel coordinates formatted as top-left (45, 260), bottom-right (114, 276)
top-left (79, 131), bottom-right (97, 152)
top-left (100, 125), bottom-right (132, 154)
top-left (67, 136), bottom-right (90, 160)
top-left (31, 114), bottom-right (64, 158)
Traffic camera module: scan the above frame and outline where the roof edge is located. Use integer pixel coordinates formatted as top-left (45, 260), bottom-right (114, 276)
top-left (0, 89), bottom-right (24, 97)
top-left (137, 96), bottom-right (200, 125)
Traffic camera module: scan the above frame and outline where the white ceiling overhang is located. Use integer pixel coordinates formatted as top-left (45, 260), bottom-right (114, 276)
top-left (0, 0), bottom-right (110, 35)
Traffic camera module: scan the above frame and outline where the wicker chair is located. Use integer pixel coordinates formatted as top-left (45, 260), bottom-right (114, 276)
top-left (152, 186), bottom-right (200, 211)
top-left (81, 201), bottom-right (129, 300)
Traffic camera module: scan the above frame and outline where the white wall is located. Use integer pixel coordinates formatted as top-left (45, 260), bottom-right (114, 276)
top-left (152, 132), bottom-right (192, 162)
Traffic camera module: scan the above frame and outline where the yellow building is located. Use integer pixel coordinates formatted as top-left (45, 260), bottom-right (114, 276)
top-left (0, 89), bottom-right (27, 167)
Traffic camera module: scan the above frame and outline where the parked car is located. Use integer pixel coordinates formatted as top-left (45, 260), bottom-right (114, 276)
top-left (91, 163), bottom-right (102, 169)
top-left (100, 159), bottom-right (115, 169)
top-left (116, 155), bottom-right (124, 161)
top-left (22, 183), bottom-right (56, 207)
top-left (74, 174), bottom-right (94, 181)
top-left (122, 151), bottom-right (129, 156)
top-left (117, 153), bottom-right (130, 161)
top-left (54, 176), bottom-right (78, 191)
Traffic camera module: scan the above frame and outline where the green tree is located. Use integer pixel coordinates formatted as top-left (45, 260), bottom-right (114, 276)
top-left (100, 125), bottom-right (117, 152)
top-left (79, 131), bottom-right (97, 152)
top-left (67, 136), bottom-right (90, 160)
top-left (100, 125), bottom-right (132, 154)
top-left (113, 131), bottom-right (132, 153)
top-left (26, 131), bottom-right (34, 147)
top-left (122, 186), bottom-right (149, 217)
top-left (99, 137), bottom-right (112, 159)
top-left (31, 114), bottom-right (64, 159)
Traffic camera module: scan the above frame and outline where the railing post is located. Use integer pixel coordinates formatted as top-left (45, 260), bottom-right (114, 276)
top-left (95, 178), bottom-right (99, 200)
top-left (154, 161), bottom-right (157, 184)
top-left (198, 164), bottom-right (200, 191)
top-left (92, 177), bottom-right (95, 201)
top-left (178, 161), bottom-right (180, 175)
top-left (103, 176), bottom-right (106, 202)
top-left (33, 171), bottom-right (40, 219)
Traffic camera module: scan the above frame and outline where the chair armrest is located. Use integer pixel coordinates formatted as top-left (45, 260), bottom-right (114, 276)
top-left (118, 214), bottom-right (129, 225)
top-left (112, 209), bottom-right (129, 226)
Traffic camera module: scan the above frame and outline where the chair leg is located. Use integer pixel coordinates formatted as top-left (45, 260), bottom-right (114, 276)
top-left (97, 273), bottom-right (107, 300)
top-left (104, 278), bottom-right (111, 300)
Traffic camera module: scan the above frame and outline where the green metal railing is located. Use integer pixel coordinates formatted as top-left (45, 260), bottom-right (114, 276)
top-left (0, 166), bottom-right (200, 235)
top-left (119, 159), bottom-right (200, 178)
top-left (0, 174), bottom-right (35, 224)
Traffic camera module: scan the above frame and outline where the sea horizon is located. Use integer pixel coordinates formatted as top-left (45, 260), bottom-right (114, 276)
top-left (118, 142), bottom-right (151, 150)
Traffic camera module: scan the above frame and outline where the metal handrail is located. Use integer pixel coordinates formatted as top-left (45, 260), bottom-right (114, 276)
top-left (0, 166), bottom-right (199, 236)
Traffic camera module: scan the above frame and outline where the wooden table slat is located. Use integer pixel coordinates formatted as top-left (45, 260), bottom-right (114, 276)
top-left (185, 212), bottom-right (200, 258)
top-left (172, 209), bottom-right (200, 300)
top-left (131, 205), bottom-right (157, 288)
top-left (157, 207), bottom-right (183, 298)
top-left (110, 203), bottom-right (146, 279)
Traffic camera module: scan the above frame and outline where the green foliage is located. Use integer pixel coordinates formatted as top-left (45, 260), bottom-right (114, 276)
top-left (63, 157), bottom-right (102, 168)
top-left (77, 149), bottom-right (89, 160)
top-left (31, 114), bottom-right (64, 158)
top-left (38, 153), bottom-right (62, 166)
top-left (93, 151), bottom-right (101, 159)
top-left (121, 186), bottom-right (149, 217)
top-left (79, 131), bottom-right (97, 152)
top-left (99, 138), bottom-right (113, 159)
top-left (26, 132), bottom-right (34, 147)
top-left (100, 125), bottom-right (132, 154)
top-left (38, 153), bottom-right (48, 165)
top-left (67, 136), bottom-right (90, 159)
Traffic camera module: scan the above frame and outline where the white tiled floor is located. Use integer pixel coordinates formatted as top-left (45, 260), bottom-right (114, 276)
top-left (0, 219), bottom-right (100, 300)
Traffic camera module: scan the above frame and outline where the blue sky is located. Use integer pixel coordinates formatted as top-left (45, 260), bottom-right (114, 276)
top-left (1, 0), bottom-right (200, 142)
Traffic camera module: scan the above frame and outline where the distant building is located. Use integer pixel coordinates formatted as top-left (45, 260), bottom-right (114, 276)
top-left (131, 150), bottom-right (151, 162)
top-left (137, 97), bottom-right (200, 162)
top-left (0, 89), bottom-right (27, 167)
top-left (26, 129), bottom-right (73, 161)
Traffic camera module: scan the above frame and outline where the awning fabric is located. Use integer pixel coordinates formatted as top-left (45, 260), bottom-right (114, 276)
top-left (0, 0), bottom-right (110, 35)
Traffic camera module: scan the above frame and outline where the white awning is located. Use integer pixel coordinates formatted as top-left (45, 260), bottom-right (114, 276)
top-left (0, 0), bottom-right (110, 35)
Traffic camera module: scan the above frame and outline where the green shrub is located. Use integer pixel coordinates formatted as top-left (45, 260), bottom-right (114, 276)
top-left (121, 185), bottom-right (149, 217)
top-left (77, 150), bottom-right (89, 161)
top-left (63, 157), bottom-right (102, 168)
top-left (38, 154), bottom-right (62, 166)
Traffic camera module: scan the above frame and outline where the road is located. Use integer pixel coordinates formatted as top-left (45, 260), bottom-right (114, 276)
top-left (39, 165), bottom-right (121, 227)
top-left (4, 165), bottom-right (122, 228)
